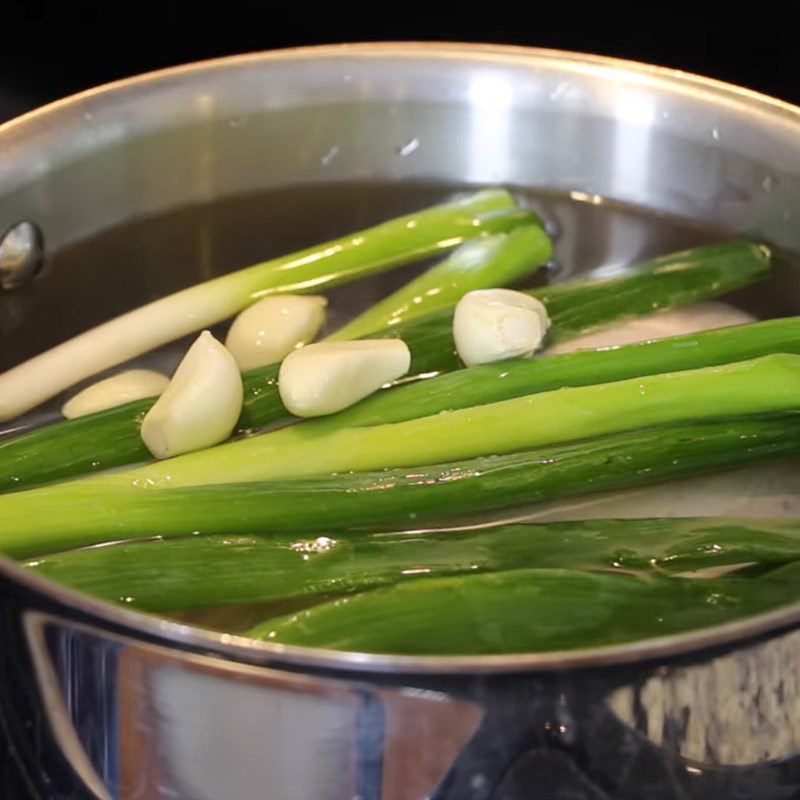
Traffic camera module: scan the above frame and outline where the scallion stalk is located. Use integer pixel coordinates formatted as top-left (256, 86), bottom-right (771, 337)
top-left (395, 240), bottom-right (771, 375)
top-left (106, 354), bottom-right (800, 488)
top-left (248, 568), bottom-right (800, 655)
top-left (333, 316), bottom-right (800, 428)
top-left (2, 416), bottom-right (798, 556)
top-left (0, 240), bottom-right (771, 491)
top-left (22, 517), bottom-right (800, 613)
top-left (328, 225), bottom-right (551, 340)
top-left (0, 189), bottom-right (523, 421)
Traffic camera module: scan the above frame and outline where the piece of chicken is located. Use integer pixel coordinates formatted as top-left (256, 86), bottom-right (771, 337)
top-left (546, 301), bottom-right (756, 356)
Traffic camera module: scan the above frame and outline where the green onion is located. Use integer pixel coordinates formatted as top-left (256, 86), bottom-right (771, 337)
top-left (249, 568), bottom-right (800, 655)
top-left (761, 561), bottom-right (800, 582)
top-left (2, 416), bottom-right (798, 557)
top-left (0, 189), bottom-right (523, 422)
top-left (106, 354), bottom-right (800, 488)
top-left (328, 225), bottom-right (551, 340)
top-left (333, 316), bottom-right (800, 428)
top-left (394, 239), bottom-right (771, 375)
top-left (0, 240), bottom-right (769, 492)
top-left (23, 518), bottom-right (800, 613)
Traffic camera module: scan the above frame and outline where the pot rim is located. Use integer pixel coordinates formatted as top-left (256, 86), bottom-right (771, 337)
top-left (2, 41), bottom-right (798, 139)
top-left (2, 41), bottom-right (799, 676)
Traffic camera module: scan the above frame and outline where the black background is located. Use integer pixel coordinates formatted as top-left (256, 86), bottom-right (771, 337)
top-left (0, 1), bottom-right (796, 120)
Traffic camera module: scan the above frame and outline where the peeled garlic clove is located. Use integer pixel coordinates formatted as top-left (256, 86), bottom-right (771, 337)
top-left (279, 340), bottom-right (411, 417)
top-left (62, 369), bottom-right (169, 419)
top-left (225, 295), bottom-right (328, 370)
top-left (453, 289), bottom-right (550, 366)
top-left (141, 331), bottom-right (243, 459)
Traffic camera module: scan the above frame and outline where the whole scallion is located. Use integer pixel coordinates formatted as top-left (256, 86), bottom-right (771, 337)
top-left (333, 316), bottom-right (800, 428)
top-left (0, 240), bottom-right (769, 492)
top-left (249, 568), bottom-right (800, 655)
top-left (393, 239), bottom-right (772, 375)
top-left (104, 354), bottom-right (800, 488)
top-left (23, 518), bottom-right (800, 613)
top-left (328, 224), bottom-right (551, 340)
top-left (0, 189), bottom-right (524, 422)
top-left (2, 416), bottom-right (798, 557)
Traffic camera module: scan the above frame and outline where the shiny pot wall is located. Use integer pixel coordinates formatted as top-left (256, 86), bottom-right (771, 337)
top-left (1, 44), bottom-right (800, 800)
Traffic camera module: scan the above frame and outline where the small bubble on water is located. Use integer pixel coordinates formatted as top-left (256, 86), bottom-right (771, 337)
top-left (711, 127), bottom-right (720, 141)
top-left (762, 174), bottom-right (775, 192)
top-left (396, 137), bottom-right (420, 156)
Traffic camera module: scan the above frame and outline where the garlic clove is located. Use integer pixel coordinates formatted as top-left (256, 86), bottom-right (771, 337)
top-left (62, 369), bottom-right (169, 419)
top-left (278, 340), bottom-right (411, 417)
top-left (140, 331), bottom-right (243, 459)
top-left (225, 295), bottom-right (328, 370)
top-left (453, 289), bottom-right (550, 366)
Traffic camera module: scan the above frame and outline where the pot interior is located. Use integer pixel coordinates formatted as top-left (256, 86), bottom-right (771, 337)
top-left (2, 178), bottom-right (799, 636)
top-left (1, 46), bottom-right (799, 662)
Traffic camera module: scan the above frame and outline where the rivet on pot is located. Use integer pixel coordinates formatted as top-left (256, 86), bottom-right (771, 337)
top-left (0, 221), bottom-right (45, 290)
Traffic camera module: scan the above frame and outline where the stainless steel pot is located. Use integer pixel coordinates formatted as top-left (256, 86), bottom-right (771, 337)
top-left (1, 43), bottom-right (800, 800)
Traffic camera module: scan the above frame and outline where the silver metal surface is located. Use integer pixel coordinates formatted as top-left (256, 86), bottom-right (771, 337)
top-left (0, 220), bottom-right (43, 289)
top-left (1, 43), bottom-right (800, 800)
top-left (1, 44), bottom-right (798, 255)
top-left (24, 612), bottom-right (482, 800)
